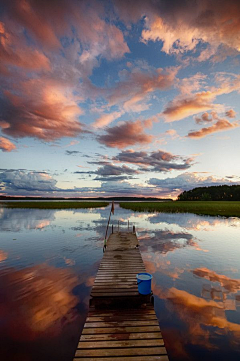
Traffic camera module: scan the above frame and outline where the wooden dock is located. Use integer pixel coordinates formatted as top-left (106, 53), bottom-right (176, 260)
top-left (73, 231), bottom-right (169, 361)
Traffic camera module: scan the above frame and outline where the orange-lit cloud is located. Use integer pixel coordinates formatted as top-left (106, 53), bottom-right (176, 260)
top-left (0, 21), bottom-right (51, 70)
top-left (162, 90), bottom-right (218, 122)
top-left (225, 109), bottom-right (236, 118)
top-left (98, 120), bottom-right (153, 148)
top-left (1, 82), bottom-right (84, 141)
top-left (108, 66), bottom-right (178, 110)
top-left (136, 1), bottom-right (240, 59)
top-left (188, 118), bottom-right (239, 139)
top-left (162, 73), bottom-right (240, 122)
top-left (0, 137), bottom-right (16, 152)
top-left (94, 110), bottom-right (124, 128)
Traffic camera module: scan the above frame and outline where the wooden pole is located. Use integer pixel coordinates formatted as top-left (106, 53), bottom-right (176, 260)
top-left (103, 204), bottom-right (113, 251)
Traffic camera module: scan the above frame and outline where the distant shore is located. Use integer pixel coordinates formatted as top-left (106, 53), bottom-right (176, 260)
top-left (0, 201), bottom-right (109, 209)
top-left (2, 200), bottom-right (240, 217)
top-left (120, 201), bottom-right (240, 218)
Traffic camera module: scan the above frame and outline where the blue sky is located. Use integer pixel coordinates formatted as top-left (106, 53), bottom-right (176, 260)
top-left (1, 0), bottom-right (240, 198)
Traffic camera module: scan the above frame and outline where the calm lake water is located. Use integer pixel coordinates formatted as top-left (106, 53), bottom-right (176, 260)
top-left (0, 203), bottom-right (240, 361)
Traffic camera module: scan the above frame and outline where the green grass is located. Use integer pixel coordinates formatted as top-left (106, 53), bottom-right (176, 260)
top-left (119, 201), bottom-right (240, 217)
top-left (1, 201), bottom-right (109, 209)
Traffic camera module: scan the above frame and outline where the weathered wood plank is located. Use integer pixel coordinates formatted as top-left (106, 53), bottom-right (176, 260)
top-left (74, 356), bottom-right (169, 361)
top-left (80, 332), bottom-right (162, 341)
top-left (84, 320), bottom-right (160, 328)
top-left (78, 339), bottom-right (164, 349)
top-left (82, 326), bottom-right (161, 334)
top-left (75, 346), bottom-right (167, 357)
top-left (86, 315), bottom-right (158, 322)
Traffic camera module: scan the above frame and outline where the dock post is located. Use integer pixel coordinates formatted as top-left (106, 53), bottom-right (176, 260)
top-left (133, 225), bottom-right (135, 233)
top-left (112, 224), bottom-right (113, 233)
top-left (128, 220), bottom-right (129, 230)
top-left (118, 220), bottom-right (119, 232)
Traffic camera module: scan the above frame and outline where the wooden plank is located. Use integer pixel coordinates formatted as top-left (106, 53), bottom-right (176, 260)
top-left (75, 346), bottom-right (167, 357)
top-left (82, 326), bottom-right (161, 334)
top-left (74, 356), bottom-right (169, 361)
top-left (84, 321), bottom-right (160, 328)
top-left (86, 315), bottom-right (158, 322)
top-left (80, 332), bottom-right (162, 341)
top-left (87, 310), bottom-right (156, 316)
top-left (78, 339), bottom-right (164, 348)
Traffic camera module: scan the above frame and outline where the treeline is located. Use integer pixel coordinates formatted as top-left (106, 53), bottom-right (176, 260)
top-left (178, 185), bottom-right (240, 201)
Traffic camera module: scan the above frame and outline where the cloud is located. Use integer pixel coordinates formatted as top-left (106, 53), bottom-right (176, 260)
top-left (115, 0), bottom-right (240, 59)
top-left (74, 162), bottom-right (140, 181)
top-left (162, 90), bottom-right (218, 122)
top-left (0, 170), bottom-right (57, 193)
top-left (0, 21), bottom-right (50, 70)
top-left (225, 109), bottom-right (236, 118)
top-left (94, 175), bottom-right (134, 182)
top-left (97, 120), bottom-right (153, 148)
top-left (93, 110), bottom-right (124, 128)
top-left (0, 137), bottom-right (16, 152)
top-left (0, 0), bottom-right (131, 143)
top-left (1, 1), bottom-right (129, 61)
top-left (195, 112), bottom-right (214, 124)
top-left (65, 150), bottom-right (81, 155)
top-left (0, 83), bottom-right (84, 141)
top-left (113, 149), bottom-right (193, 172)
top-left (162, 74), bottom-right (240, 122)
top-left (95, 163), bottom-right (139, 176)
top-left (108, 66), bottom-right (178, 111)
top-left (187, 118), bottom-right (239, 138)
top-left (149, 172), bottom-right (239, 197)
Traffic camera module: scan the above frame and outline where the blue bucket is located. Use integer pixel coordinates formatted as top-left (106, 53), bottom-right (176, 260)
top-left (136, 272), bottom-right (152, 295)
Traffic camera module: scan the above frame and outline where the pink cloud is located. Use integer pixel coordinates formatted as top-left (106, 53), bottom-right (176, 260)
top-left (108, 66), bottom-right (178, 109)
top-left (1, 80), bottom-right (84, 141)
top-left (162, 91), bottom-right (217, 122)
top-left (0, 21), bottom-right (50, 70)
top-left (94, 110), bottom-right (124, 128)
top-left (1, 1), bottom-right (129, 64)
top-left (0, 137), bottom-right (16, 152)
top-left (188, 118), bottom-right (239, 139)
top-left (225, 109), bottom-right (236, 118)
top-left (195, 112), bottom-right (214, 124)
top-left (98, 120), bottom-right (153, 148)
top-left (162, 74), bottom-right (240, 122)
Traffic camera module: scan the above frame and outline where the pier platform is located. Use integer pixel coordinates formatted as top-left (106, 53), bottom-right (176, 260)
top-left (73, 231), bottom-right (169, 361)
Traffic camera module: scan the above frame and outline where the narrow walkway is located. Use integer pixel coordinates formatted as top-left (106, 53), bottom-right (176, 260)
top-left (73, 231), bottom-right (169, 360)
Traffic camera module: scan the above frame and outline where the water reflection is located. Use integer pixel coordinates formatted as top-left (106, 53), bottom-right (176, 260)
top-left (138, 230), bottom-right (207, 254)
top-left (0, 204), bottom-right (240, 361)
top-left (0, 207), bottom-right (56, 231)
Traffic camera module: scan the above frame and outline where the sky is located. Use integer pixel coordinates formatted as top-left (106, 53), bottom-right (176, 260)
top-left (1, 0), bottom-right (240, 198)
